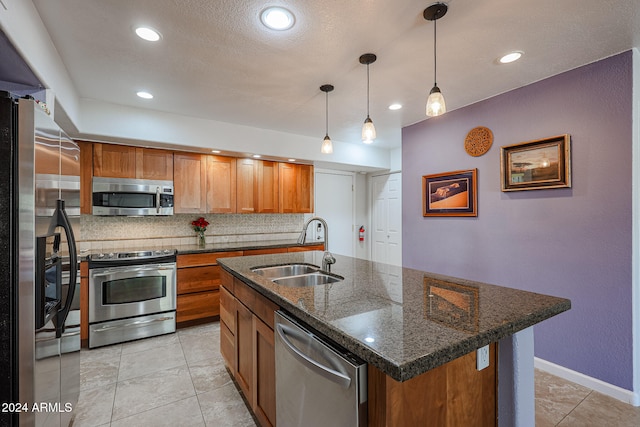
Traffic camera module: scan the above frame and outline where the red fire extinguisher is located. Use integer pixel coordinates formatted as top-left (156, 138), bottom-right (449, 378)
top-left (359, 226), bottom-right (365, 242)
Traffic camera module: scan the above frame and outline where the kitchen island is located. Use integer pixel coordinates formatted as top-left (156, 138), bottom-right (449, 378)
top-left (218, 251), bottom-right (570, 426)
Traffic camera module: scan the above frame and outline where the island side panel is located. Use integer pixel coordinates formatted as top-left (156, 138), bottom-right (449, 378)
top-left (368, 342), bottom-right (497, 427)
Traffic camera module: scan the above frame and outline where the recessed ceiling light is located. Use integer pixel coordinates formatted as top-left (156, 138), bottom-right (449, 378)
top-left (260, 7), bottom-right (295, 30)
top-left (499, 51), bottom-right (523, 64)
top-left (253, 154), bottom-right (261, 158)
top-left (388, 103), bottom-right (402, 110)
top-left (136, 91), bottom-right (153, 99)
top-left (135, 27), bottom-right (161, 42)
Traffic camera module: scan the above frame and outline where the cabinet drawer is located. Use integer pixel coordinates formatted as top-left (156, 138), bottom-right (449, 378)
top-left (221, 268), bottom-right (234, 293)
top-left (234, 278), bottom-right (256, 312)
top-left (176, 291), bottom-right (220, 323)
top-left (253, 291), bottom-right (279, 330)
top-left (177, 265), bottom-right (220, 294)
top-left (177, 251), bottom-right (243, 268)
top-left (288, 244), bottom-right (324, 252)
top-left (243, 247), bottom-right (288, 256)
top-left (220, 285), bottom-right (236, 333)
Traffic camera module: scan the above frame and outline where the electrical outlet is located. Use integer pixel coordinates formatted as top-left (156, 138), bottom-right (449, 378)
top-left (477, 345), bottom-right (490, 371)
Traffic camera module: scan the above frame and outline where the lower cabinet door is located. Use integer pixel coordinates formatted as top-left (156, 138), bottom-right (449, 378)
top-left (235, 301), bottom-right (253, 399)
top-left (253, 316), bottom-right (276, 427)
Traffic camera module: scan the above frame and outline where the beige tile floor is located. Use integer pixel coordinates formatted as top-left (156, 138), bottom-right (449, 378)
top-left (74, 321), bottom-right (640, 426)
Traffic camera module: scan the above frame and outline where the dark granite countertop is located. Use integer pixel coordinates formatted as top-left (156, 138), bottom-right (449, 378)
top-left (173, 239), bottom-right (323, 255)
top-left (217, 251), bottom-right (571, 382)
top-left (80, 239), bottom-right (323, 260)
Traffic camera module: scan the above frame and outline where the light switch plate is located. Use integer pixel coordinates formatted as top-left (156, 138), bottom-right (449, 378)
top-left (477, 345), bottom-right (490, 371)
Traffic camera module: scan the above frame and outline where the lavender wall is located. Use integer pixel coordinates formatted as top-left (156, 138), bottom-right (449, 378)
top-left (402, 52), bottom-right (633, 390)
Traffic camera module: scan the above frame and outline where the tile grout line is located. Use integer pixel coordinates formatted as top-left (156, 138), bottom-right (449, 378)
top-left (555, 390), bottom-right (593, 426)
top-left (109, 346), bottom-right (124, 426)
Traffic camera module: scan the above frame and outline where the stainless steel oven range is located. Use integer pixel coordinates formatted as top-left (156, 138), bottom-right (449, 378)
top-left (88, 249), bottom-right (177, 348)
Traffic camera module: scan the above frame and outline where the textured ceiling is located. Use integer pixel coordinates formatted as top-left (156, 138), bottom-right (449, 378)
top-left (31, 0), bottom-right (640, 149)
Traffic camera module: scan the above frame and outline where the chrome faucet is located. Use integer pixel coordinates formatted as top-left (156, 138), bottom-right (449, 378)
top-left (297, 216), bottom-right (336, 271)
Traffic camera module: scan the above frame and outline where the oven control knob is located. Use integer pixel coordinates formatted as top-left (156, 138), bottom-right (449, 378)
top-left (97, 253), bottom-right (105, 259)
top-left (108, 253), bottom-right (115, 258)
top-left (163, 249), bottom-right (172, 254)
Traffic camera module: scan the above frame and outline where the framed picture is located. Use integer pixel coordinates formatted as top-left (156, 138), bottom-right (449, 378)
top-left (500, 134), bottom-right (571, 191)
top-left (424, 277), bottom-right (479, 333)
top-left (422, 169), bottom-right (477, 217)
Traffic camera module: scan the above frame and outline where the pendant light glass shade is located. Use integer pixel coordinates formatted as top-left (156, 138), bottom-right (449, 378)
top-left (320, 84), bottom-right (334, 154)
top-left (424, 3), bottom-right (448, 118)
top-left (362, 116), bottom-right (376, 143)
top-left (359, 53), bottom-right (377, 143)
top-left (321, 135), bottom-right (333, 154)
top-left (426, 85), bottom-right (446, 116)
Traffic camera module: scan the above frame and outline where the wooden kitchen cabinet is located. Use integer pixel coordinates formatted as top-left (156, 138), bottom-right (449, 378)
top-left (176, 251), bottom-right (242, 327)
top-left (287, 244), bottom-right (324, 252)
top-left (136, 147), bottom-right (173, 180)
top-left (93, 143), bottom-right (137, 178)
top-left (236, 158), bottom-right (258, 214)
top-left (237, 158), bottom-right (281, 214)
top-left (220, 269), bottom-right (279, 427)
top-left (279, 163), bottom-right (314, 213)
top-left (77, 140), bottom-right (93, 214)
top-left (235, 299), bottom-right (254, 398)
top-left (253, 316), bottom-right (276, 427)
top-left (93, 143), bottom-right (174, 180)
top-left (174, 153), bottom-right (207, 213)
top-left (257, 160), bottom-right (279, 213)
top-left (206, 155), bottom-right (236, 213)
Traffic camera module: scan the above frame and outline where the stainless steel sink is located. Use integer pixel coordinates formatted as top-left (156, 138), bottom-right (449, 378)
top-left (251, 264), bottom-right (319, 279)
top-left (273, 272), bottom-right (343, 287)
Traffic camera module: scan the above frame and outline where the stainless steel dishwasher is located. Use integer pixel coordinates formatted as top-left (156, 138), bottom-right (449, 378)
top-left (274, 311), bottom-right (367, 426)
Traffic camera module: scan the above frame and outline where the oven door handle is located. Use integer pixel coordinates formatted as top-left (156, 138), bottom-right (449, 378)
top-left (93, 316), bottom-right (174, 332)
top-left (90, 265), bottom-right (175, 277)
top-left (156, 186), bottom-right (161, 214)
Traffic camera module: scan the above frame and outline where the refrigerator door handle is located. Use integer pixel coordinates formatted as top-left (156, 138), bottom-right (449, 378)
top-left (276, 323), bottom-right (351, 388)
top-left (48, 199), bottom-right (77, 336)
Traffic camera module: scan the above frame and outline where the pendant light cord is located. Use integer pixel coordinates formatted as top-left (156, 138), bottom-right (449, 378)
top-left (325, 90), bottom-right (329, 136)
top-left (366, 64), bottom-right (370, 117)
top-left (433, 17), bottom-right (437, 86)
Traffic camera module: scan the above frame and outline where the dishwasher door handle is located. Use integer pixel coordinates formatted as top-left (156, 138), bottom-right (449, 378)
top-left (276, 323), bottom-right (351, 389)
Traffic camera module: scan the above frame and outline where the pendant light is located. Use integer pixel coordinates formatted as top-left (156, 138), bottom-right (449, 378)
top-left (359, 53), bottom-right (377, 143)
top-left (424, 3), bottom-right (448, 117)
top-left (320, 84), bottom-right (334, 154)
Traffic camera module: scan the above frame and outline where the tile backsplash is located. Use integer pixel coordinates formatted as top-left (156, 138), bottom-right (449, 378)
top-left (80, 213), bottom-right (305, 252)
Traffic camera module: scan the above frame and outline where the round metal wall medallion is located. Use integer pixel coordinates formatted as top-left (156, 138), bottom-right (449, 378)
top-left (464, 126), bottom-right (493, 157)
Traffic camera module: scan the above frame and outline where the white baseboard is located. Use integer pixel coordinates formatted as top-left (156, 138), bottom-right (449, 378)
top-left (534, 358), bottom-right (640, 407)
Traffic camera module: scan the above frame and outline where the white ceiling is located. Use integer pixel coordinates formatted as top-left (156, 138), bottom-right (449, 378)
top-left (32, 0), bottom-right (640, 150)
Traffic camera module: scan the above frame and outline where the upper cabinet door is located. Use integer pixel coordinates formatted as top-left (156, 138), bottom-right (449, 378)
top-left (279, 163), bottom-right (313, 213)
top-left (236, 158), bottom-right (258, 214)
top-left (206, 155), bottom-right (237, 213)
top-left (136, 148), bottom-right (173, 181)
top-left (257, 160), bottom-right (279, 213)
top-left (93, 143), bottom-right (136, 178)
top-left (297, 164), bottom-right (314, 213)
top-left (174, 153), bottom-right (206, 213)
top-left (77, 141), bottom-right (93, 215)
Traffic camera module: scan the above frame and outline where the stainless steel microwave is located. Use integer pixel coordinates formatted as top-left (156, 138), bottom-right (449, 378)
top-left (92, 177), bottom-right (174, 216)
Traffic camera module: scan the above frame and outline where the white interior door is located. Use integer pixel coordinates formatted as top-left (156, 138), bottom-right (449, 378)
top-left (314, 170), bottom-right (355, 257)
top-left (371, 173), bottom-right (402, 266)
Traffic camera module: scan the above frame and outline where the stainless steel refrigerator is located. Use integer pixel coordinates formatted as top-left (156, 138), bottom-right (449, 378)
top-left (0, 91), bottom-right (81, 426)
